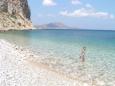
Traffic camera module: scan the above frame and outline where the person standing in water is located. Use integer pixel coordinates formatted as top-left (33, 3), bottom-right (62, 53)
top-left (79, 47), bottom-right (86, 62)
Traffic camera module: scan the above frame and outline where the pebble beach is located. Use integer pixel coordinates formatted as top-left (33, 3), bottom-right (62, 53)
top-left (0, 39), bottom-right (115, 86)
top-left (0, 39), bottom-right (89, 86)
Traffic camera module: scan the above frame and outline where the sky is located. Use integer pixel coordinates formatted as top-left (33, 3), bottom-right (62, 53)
top-left (28, 0), bottom-right (115, 30)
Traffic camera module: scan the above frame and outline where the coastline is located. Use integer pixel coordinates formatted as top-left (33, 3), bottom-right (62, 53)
top-left (0, 39), bottom-right (112, 86)
top-left (0, 39), bottom-right (87, 86)
top-left (0, 27), bottom-right (37, 32)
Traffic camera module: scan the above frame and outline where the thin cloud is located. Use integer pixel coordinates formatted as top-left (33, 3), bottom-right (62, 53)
top-left (71, 0), bottom-right (82, 5)
top-left (42, 0), bottom-right (82, 6)
top-left (60, 7), bottom-right (114, 19)
top-left (43, 0), bottom-right (56, 6)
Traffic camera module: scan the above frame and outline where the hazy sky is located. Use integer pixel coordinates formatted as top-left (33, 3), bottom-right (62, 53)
top-left (28, 0), bottom-right (115, 30)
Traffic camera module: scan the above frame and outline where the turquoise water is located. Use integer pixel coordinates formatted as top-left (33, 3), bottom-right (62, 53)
top-left (0, 29), bottom-right (115, 84)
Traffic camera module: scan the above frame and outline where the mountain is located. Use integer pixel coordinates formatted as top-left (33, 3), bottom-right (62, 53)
top-left (0, 0), bottom-right (33, 31)
top-left (35, 22), bottom-right (72, 29)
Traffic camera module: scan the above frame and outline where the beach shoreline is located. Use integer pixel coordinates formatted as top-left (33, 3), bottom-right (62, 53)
top-left (0, 39), bottom-right (114, 86)
top-left (0, 39), bottom-right (87, 86)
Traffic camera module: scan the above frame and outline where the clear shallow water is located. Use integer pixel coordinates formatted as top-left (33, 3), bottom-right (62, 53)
top-left (0, 29), bottom-right (115, 85)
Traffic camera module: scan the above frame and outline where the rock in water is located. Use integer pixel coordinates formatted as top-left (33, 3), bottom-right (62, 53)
top-left (0, 0), bottom-right (33, 31)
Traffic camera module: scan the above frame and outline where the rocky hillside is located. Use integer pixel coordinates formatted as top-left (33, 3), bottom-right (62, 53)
top-left (0, 0), bottom-right (33, 31)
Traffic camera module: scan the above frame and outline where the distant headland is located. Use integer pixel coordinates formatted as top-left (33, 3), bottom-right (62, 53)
top-left (34, 22), bottom-right (76, 29)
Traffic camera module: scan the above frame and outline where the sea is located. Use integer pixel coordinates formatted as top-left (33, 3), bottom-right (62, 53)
top-left (0, 29), bottom-right (115, 85)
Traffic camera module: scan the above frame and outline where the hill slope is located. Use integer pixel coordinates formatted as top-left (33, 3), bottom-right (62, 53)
top-left (35, 22), bottom-right (72, 29)
top-left (0, 0), bottom-right (33, 31)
